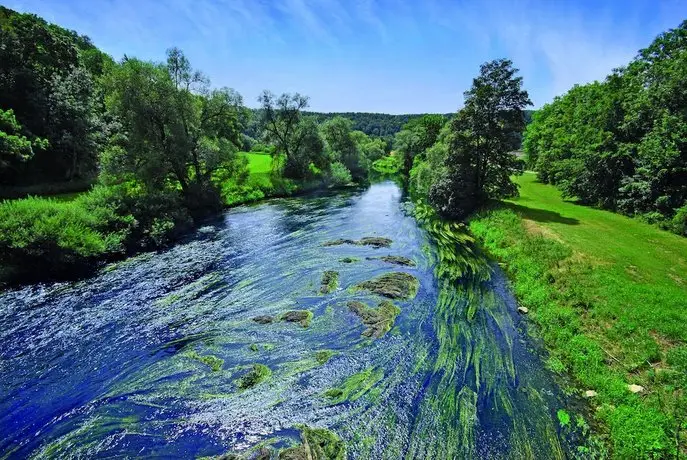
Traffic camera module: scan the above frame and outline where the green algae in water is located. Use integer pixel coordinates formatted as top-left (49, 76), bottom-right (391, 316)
top-left (322, 237), bottom-right (392, 248)
top-left (324, 367), bottom-right (384, 404)
top-left (314, 349), bottom-right (335, 365)
top-left (236, 364), bottom-right (272, 390)
top-left (355, 272), bottom-right (419, 300)
top-left (320, 270), bottom-right (339, 294)
top-left (373, 255), bottom-right (416, 267)
top-left (252, 315), bottom-right (274, 324)
top-left (186, 351), bottom-right (224, 372)
top-left (279, 425), bottom-right (346, 460)
top-left (557, 409), bottom-right (571, 427)
top-left (339, 257), bottom-right (360, 264)
top-left (347, 300), bottom-right (400, 339)
top-left (249, 344), bottom-right (259, 352)
top-left (279, 310), bottom-right (313, 328)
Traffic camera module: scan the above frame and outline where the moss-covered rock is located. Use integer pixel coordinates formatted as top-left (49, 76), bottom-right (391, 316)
top-left (322, 237), bottom-right (392, 248)
top-left (320, 270), bottom-right (339, 294)
top-left (322, 239), bottom-right (357, 247)
top-left (236, 363), bottom-right (272, 390)
top-left (355, 272), bottom-right (419, 299)
top-left (186, 351), bottom-right (224, 372)
top-left (278, 426), bottom-right (346, 460)
top-left (339, 257), bottom-right (359, 264)
top-left (347, 300), bottom-right (400, 338)
top-left (252, 315), bottom-right (274, 324)
top-left (376, 255), bottom-right (416, 267)
top-left (314, 349), bottom-right (335, 365)
top-left (216, 446), bottom-right (272, 460)
top-left (358, 237), bottom-right (392, 248)
top-left (280, 310), bottom-right (313, 328)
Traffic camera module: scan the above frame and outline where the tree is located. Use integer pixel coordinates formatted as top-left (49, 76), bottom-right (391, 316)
top-left (282, 117), bottom-right (327, 180)
top-left (103, 48), bottom-right (246, 215)
top-left (430, 59), bottom-right (531, 219)
top-left (321, 116), bottom-right (367, 181)
top-left (0, 108), bottom-right (48, 171)
top-left (394, 114), bottom-right (446, 177)
top-left (257, 91), bottom-right (309, 169)
top-left (0, 6), bottom-right (109, 185)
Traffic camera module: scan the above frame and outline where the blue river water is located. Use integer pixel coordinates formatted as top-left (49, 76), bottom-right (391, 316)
top-left (0, 182), bottom-right (579, 458)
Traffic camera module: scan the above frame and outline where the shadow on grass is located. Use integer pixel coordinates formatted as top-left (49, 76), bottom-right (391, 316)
top-left (504, 202), bottom-right (580, 225)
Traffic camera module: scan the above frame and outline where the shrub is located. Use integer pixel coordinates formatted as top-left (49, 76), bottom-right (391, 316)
top-left (78, 183), bottom-right (193, 251)
top-left (0, 197), bottom-right (108, 280)
top-left (327, 162), bottom-right (352, 187)
top-left (670, 204), bottom-right (687, 236)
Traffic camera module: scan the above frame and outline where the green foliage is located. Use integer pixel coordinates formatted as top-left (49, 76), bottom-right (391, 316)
top-left (103, 48), bottom-right (246, 217)
top-left (556, 409), bottom-right (571, 427)
top-left (327, 162), bottom-right (352, 187)
top-left (0, 6), bottom-right (110, 185)
top-left (321, 116), bottom-right (368, 181)
top-left (430, 59), bottom-right (530, 219)
top-left (371, 155), bottom-right (400, 176)
top-left (0, 108), bottom-right (48, 170)
top-left (394, 114), bottom-right (446, 177)
top-left (0, 197), bottom-right (108, 280)
top-left (524, 21), bottom-right (687, 233)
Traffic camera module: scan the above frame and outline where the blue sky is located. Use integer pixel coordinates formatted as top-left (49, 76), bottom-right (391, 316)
top-left (6, 0), bottom-right (687, 113)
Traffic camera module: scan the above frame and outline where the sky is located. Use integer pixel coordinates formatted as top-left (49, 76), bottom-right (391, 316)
top-left (5, 0), bottom-right (687, 114)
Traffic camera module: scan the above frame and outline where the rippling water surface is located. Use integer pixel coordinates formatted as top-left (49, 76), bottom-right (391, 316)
top-left (0, 182), bottom-right (576, 458)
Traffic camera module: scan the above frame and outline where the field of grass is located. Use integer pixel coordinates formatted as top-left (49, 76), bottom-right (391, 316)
top-left (470, 172), bottom-right (687, 458)
top-left (243, 152), bottom-right (273, 188)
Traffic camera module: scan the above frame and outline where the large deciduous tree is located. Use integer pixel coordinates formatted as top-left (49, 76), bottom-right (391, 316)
top-left (103, 48), bottom-right (246, 215)
top-left (430, 59), bottom-right (531, 219)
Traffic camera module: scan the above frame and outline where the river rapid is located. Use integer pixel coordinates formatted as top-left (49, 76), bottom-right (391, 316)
top-left (0, 182), bottom-right (578, 459)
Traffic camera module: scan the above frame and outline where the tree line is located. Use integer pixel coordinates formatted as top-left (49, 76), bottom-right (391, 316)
top-left (524, 21), bottom-right (687, 236)
top-left (0, 7), bottom-right (390, 282)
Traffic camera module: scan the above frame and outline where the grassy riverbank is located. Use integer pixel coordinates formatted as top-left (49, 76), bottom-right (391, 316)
top-left (469, 172), bottom-right (687, 458)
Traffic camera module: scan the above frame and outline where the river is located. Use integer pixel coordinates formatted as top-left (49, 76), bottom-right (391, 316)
top-left (0, 182), bottom-right (577, 459)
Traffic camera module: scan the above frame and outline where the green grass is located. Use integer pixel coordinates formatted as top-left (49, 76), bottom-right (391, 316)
top-left (469, 172), bottom-right (687, 458)
top-left (243, 151), bottom-right (274, 188)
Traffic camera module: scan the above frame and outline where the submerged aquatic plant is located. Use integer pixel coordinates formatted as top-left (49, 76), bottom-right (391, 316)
top-left (347, 300), bottom-right (400, 338)
top-left (375, 255), bottom-right (416, 267)
top-left (236, 364), bottom-right (272, 390)
top-left (280, 310), bottom-right (313, 328)
top-left (279, 425), bottom-right (346, 460)
top-left (186, 351), bottom-right (224, 372)
top-left (322, 237), bottom-right (392, 248)
top-left (324, 367), bottom-right (384, 404)
top-left (314, 350), bottom-right (336, 365)
top-left (355, 272), bottom-right (419, 300)
top-left (320, 270), bottom-right (339, 294)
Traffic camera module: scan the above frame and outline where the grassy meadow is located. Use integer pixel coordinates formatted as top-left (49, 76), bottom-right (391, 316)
top-left (470, 172), bottom-right (687, 457)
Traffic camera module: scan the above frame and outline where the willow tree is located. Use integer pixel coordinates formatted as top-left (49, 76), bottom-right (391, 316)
top-left (103, 48), bottom-right (246, 214)
top-left (430, 59), bottom-right (531, 219)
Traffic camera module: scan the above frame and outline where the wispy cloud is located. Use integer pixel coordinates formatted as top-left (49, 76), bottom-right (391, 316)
top-left (4, 0), bottom-right (687, 112)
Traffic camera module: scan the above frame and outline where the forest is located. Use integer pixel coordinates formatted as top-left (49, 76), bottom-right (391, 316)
top-left (2, 4), bottom-right (687, 459)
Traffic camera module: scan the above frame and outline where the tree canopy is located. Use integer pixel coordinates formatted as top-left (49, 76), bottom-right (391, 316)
top-left (524, 20), bottom-right (687, 234)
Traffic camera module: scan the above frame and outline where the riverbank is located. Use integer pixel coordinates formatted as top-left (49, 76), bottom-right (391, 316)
top-left (469, 172), bottom-right (687, 458)
top-left (0, 153), bottom-right (356, 287)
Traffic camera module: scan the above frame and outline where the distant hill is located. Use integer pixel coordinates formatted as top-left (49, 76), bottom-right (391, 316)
top-left (245, 109), bottom-right (534, 139)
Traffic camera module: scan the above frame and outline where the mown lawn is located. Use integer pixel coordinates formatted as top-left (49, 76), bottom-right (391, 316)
top-left (243, 152), bottom-right (274, 188)
top-left (470, 172), bottom-right (687, 458)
